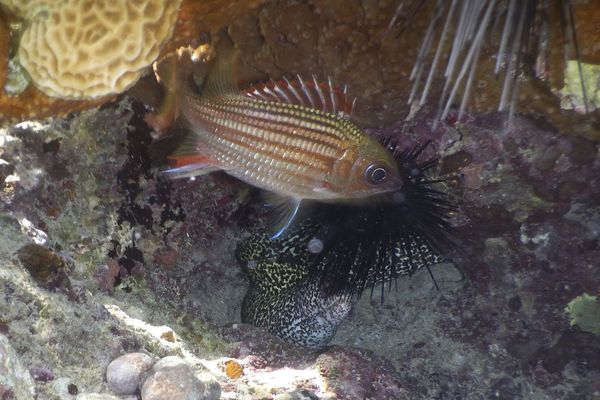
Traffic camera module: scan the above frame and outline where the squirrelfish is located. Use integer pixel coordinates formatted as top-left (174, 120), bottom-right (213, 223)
top-left (162, 41), bottom-right (402, 238)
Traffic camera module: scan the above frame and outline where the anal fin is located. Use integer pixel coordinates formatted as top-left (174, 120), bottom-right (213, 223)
top-left (163, 133), bottom-right (223, 179)
top-left (162, 155), bottom-right (221, 179)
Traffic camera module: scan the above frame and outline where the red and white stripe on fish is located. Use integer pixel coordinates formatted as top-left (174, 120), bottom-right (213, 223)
top-left (160, 40), bottom-right (402, 238)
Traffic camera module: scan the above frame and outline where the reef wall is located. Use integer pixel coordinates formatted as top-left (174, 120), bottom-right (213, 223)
top-left (0, 0), bottom-right (599, 399)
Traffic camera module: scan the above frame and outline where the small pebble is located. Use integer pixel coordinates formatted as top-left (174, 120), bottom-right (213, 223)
top-left (29, 366), bottom-right (55, 382)
top-left (51, 377), bottom-right (78, 399)
top-left (160, 329), bottom-right (176, 342)
top-left (68, 384), bottom-right (78, 395)
top-left (141, 356), bottom-right (220, 400)
top-left (106, 352), bottom-right (154, 395)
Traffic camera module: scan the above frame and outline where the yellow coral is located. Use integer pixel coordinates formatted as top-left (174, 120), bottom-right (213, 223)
top-left (4, 0), bottom-right (182, 99)
top-left (0, 0), bottom-right (268, 124)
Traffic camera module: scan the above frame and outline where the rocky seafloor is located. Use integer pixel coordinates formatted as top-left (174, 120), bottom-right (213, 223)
top-left (1, 94), bottom-right (598, 399)
top-left (1, 1), bottom-right (600, 399)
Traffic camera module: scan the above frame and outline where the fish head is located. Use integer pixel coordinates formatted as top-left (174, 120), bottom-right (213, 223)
top-left (330, 138), bottom-right (402, 198)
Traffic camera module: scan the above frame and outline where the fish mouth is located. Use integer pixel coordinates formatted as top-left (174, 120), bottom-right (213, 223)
top-left (364, 171), bottom-right (403, 196)
top-left (362, 176), bottom-right (404, 198)
top-left (383, 173), bottom-right (404, 192)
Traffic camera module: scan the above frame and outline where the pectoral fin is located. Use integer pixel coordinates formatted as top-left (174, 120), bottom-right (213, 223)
top-left (264, 194), bottom-right (303, 240)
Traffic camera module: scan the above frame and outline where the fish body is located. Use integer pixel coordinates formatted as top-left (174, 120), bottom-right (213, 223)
top-left (179, 92), bottom-right (397, 200)
top-left (162, 41), bottom-right (401, 236)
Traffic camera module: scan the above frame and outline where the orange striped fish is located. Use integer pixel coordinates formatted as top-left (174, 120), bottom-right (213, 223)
top-left (160, 42), bottom-right (402, 238)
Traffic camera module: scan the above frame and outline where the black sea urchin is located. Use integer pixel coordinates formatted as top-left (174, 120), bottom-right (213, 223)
top-left (237, 141), bottom-right (456, 347)
top-left (285, 141), bottom-right (456, 300)
top-left (241, 141), bottom-right (456, 300)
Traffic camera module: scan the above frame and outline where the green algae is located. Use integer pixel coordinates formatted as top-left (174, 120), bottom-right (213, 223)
top-left (560, 61), bottom-right (600, 111)
top-left (565, 293), bottom-right (600, 336)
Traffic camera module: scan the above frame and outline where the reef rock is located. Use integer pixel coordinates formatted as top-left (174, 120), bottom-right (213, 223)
top-left (0, 335), bottom-right (35, 400)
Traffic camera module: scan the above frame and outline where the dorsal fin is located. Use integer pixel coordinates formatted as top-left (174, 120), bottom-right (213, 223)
top-left (242, 75), bottom-right (356, 116)
top-left (202, 34), bottom-right (239, 97)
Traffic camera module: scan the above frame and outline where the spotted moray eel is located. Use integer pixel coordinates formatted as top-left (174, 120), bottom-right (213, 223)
top-left (237, 218), bottom-right (448, 349)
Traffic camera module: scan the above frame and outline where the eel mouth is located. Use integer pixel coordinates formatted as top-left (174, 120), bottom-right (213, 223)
top-left (321, 293), bottom-right (352, 321)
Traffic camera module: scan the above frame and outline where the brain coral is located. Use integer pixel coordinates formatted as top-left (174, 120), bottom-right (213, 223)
top-left (5, 0), bottom-right (182, 99)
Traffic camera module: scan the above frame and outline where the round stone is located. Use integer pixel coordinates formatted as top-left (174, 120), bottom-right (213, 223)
top-left (141, 356), bottom-right (220, 400)
top-left (106, 352), bottom-right (154, 395)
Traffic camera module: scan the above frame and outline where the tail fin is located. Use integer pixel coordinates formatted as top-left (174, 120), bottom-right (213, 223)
top-left (158, 31), bottom-right (239, 179)
top-left (147, 43), bottom-right (212, 134)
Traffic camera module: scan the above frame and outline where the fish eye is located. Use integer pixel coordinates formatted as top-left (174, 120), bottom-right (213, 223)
top-left (365, 164), bottom-right (387, 184)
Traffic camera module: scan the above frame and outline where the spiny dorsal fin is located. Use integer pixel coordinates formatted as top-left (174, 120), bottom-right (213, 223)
top-left (242, 75), bottom-right (356, 116)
